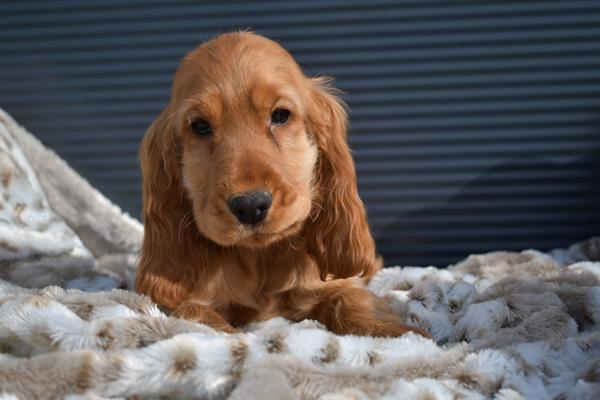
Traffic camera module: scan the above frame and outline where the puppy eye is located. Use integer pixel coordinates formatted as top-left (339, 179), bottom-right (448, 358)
top-left (271, 108), bottom-right (290, 125)
top-left (191, 119), bottom-right (212, 136)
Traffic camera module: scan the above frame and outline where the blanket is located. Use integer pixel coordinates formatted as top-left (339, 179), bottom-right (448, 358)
top-left (0, 108), bottom-right (141, 291)
top-left (1, 109), bottom-right (600, 399)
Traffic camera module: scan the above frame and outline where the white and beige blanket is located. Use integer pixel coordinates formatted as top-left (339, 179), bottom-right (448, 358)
top-left (1, 108), bottom-right (599, 399)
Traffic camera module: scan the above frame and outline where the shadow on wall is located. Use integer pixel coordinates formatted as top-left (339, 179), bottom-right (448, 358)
top-left (377, 152), bottom-right (600, 268)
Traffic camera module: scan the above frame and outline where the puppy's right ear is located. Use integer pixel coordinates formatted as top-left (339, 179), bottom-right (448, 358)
top-left (138, 104), bottom-right (183, 237)
top-left (136, 105), bottom-right (191, 307)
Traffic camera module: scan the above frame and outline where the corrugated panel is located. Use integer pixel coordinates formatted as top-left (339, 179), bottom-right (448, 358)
top-left (1, 0), bottom-right (599, 266)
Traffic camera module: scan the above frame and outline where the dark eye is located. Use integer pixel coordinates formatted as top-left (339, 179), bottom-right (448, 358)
top-left (271, 108), bottom-right (290, 125)
top-left (191, 119), bottom-right (212, 136)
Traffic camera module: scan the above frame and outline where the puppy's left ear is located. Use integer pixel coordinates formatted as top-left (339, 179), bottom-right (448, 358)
top-left (303, 77), bottom-right (378, 280)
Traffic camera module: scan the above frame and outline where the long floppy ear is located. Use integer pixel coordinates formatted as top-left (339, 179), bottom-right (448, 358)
top-left (135, 105), bottom-right (202, 308)
top-left (303, 77), bottom-right (378, 280)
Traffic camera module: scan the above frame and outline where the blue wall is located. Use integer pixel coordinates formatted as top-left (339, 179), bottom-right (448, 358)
top-left (1, 0), bottom-right (599, 266)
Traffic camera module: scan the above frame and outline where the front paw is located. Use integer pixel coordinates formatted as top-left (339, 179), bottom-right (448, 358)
top-left (216, 324), bottom-right (240, 334)
top-left (369, 322), bottom-right (432, 339)
top-left (406, 325), bottom-right (432, 339)
top-left (174, 302), bottom-right (238, 333)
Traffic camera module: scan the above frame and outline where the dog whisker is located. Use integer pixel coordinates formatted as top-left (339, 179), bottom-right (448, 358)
top-left (309, 201), bottom-right (325, 222)
top-left (164, 108), bottom-right (186, 124)
top-left (177, 209), bottom-right (194, 241)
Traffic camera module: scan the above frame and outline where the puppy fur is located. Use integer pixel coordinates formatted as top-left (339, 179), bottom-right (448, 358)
top-left (136, 32), bottom-right (429, 337)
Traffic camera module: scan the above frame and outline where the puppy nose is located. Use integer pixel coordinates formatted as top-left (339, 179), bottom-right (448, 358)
top-left (228, 191), bottom-right (272, 225)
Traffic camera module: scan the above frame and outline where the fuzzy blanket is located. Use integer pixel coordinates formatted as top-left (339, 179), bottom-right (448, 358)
top-left (0, 108), bottom-right (141, 291)
top-left (1, 109), bottom-right (600, 399)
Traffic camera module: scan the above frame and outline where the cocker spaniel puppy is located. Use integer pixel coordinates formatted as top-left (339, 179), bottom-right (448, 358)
top-left (136, 32), bottom-right (429, 338)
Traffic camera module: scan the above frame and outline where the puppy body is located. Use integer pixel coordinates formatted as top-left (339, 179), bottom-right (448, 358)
top-left (136, 32), bottom-right (429, 337)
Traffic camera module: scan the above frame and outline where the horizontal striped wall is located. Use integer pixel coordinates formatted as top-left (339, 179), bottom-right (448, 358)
top-left (1, 0), bottom-right (599, 266)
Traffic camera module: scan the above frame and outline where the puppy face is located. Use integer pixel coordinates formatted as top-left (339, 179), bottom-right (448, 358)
top-left (172, 33), bottom-right (318, 247)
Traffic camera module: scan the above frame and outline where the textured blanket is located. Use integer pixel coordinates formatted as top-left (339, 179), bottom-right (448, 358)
top-left (1, 109), bottom-right (600, 399)
top-left (0, 108), bottom-right (141, 291)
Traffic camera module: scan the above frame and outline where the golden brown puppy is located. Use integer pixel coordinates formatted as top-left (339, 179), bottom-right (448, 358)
top-left (136, 32), bottom-right (429, 338)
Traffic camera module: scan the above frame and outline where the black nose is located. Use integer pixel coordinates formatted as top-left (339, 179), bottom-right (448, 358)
top-left (228, 191), bottom-right (272, 225)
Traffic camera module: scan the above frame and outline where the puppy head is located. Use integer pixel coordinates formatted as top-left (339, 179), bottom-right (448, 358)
top-left (140, 32), bottom-right (376, 277)
top-left (172, 33), bottom-right (318, 247)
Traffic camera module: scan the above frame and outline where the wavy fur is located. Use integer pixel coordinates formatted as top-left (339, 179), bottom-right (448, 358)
top-left (136, 32), bottom-right (428, 337)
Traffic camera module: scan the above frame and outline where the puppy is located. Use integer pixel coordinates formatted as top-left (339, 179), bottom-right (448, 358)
top-left (136, 32), bottom-right (429, 338)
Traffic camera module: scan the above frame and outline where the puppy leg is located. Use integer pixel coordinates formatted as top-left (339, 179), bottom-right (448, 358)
top-left (174, 300), bottom-right (237, 333)
top-left (284, 282), bottom-right (431, 338)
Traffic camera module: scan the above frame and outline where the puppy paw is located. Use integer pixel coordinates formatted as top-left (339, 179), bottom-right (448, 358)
top-left (406, 326), bottom-right (432, 339)
top-left (370, 322), bottom-right (432, 338)
top-left (174, 301), bottom-right (237, 333)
